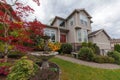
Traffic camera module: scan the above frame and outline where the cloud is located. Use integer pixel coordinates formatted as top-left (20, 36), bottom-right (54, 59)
top-left (22, 0), bottom-right (120, 38)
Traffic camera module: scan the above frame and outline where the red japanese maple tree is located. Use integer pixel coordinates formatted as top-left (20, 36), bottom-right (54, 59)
top-left (0, 0), bottom-right (45, 62)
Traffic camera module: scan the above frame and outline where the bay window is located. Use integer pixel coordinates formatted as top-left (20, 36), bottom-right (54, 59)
top-left (78, 29), bottom-right (82, 42)
top-left (44, 29), bottom-right (56, 42)
top-left (77, 29), bottom-right (88, 42)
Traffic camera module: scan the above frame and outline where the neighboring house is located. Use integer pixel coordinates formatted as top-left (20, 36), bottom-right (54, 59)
top-left (44, 8), bottom-right (111, 55)
top-left (111, 39), bottom-right (120, 50)
top-left (89, 29), bottom-right (111, 55)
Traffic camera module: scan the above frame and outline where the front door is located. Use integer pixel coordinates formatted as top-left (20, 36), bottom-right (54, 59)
top-left (60, 34), bottom-right (66, 43)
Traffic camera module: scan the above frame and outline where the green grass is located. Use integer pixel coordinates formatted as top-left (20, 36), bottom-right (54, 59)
top-left (50, 58), bottom-right (120, 80)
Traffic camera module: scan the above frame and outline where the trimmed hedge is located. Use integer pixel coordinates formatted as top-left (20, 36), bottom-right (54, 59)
top-left (60, 43), bottom-right (72, 54)
top-left (81, 42), bottom-right (100, 55)
top-left (78, 47), bottom-right (94, 61)
top-left (114, 44), bottom-right (120, 53)
top-left (94, 55), bottom-right (115, 63)
top-left (108, 51), bottom-right (120, 65)
top-left (8, 51), bottom-right (25, 59)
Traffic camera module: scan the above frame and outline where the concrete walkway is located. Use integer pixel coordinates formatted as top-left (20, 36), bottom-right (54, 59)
top-left (56, 55), bottom-right (120, 69)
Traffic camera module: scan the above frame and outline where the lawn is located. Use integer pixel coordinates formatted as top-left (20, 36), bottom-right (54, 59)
top-left (50, 58), bottom-right (120, 80)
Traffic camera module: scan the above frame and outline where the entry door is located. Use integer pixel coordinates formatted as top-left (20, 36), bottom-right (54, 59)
top-left (60, 34), bottom-right (66, 43)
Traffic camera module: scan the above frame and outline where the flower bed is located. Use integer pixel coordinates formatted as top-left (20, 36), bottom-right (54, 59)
top-left (30, 62), bottom-right (60, 80)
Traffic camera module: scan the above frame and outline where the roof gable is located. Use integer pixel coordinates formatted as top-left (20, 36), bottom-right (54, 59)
top-left (50, 8), bottom-right (92, 26)
top-left (51, 16), bottom-right (65, 25)
top-left (89, 29), bottom-right (111, 40)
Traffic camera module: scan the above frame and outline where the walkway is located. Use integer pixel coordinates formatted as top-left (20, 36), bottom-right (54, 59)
top-left (56, 55), bottom-right (120, 69)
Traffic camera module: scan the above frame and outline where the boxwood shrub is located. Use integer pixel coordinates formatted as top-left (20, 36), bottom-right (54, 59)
top-left (78, 47), bottom-right (94, 61)
top-left (8, 51), bottom-right (26, 59)
top-left (94, 55), bottom-right (115, 63)
top-left (60, 43), bottom-right (72, 54)
top-left (108, 51), bottom-right (120, 64)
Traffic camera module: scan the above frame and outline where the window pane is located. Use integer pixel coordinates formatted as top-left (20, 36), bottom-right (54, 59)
top-left (83, 30), bottom-right (88, 42)
top-left (80, 14), bottom-right (88, 26)
top-left (78, 30), bottom-right (82, 42)
top-left (51, 33), bottom-right (55, 42)
top-left (69, 17), bottom-right (74, 26)
top-left (60, 21), bottom-right (65, 27)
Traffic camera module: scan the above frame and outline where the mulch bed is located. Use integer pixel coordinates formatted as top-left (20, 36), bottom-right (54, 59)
top-left (0, 75), bottom-right (6, 80)
top-left (30, 62), bottom-right (60, 80)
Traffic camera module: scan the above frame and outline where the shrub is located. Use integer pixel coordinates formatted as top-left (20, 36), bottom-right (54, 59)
top-left (0, 52), bottom-right (3, 58)
top-left (78, 47), bottom-right (94, 61)
top-left (36, 38), bottom-right (45, 51)
top-left (7, 58), bottom-right (39, 80)
top-left (82, 42), bottom-right (88, 47)
top-left (114, 44), bottom-right (120, 53)
top-left (94, 55), bottom-right (115, 63)
top-left (0, 59), bottom-right (11, 76)
top-left (48, 42), bottom-right (61, 51)
top-left (8, 51), bottom-right (25, 59)
top-left (81, 42), bottom-right (100, 55)
top-left (108, 51), bottom-right (120, 64)
top-left (60, 43), bottom-right (72, 54)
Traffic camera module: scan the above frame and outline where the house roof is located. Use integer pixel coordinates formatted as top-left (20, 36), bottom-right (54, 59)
top-left (88, 29), bottom-right (111, 39)
top-left (46, 25), bottom-right (58, 29)
top-left (51, 8), bottom-right (92, 26)
top-left (51, 16), bottom-right (65, 25)
top-left (67, 8), bottom-right (92, 19)
top-left (45, 24), bottom-right (69, 33)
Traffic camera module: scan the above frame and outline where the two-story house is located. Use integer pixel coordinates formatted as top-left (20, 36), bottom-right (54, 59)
top-left (44, 8), bottom-right (111, 55)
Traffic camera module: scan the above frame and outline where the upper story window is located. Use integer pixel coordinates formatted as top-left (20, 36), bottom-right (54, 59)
top-left (80, 14), bottom-right (88, 26)
top-left (69, 17), bottom-right (74, 26)
top-left (44, 29), bottom-right (56, 42)
top-left (58, 20), bottom-right (65, 27)
top-left (59, 21), bottom-right (65, 27)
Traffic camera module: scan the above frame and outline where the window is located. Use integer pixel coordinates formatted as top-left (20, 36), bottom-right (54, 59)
top-left (80, 14), bottom-right (88, 26)
top-left (44, 29), bottom-right (56, 42)
top-left (59, 21), bottom-right (65, 27)
top-left (83, 30), bottom-right (88, 42)
top-left (69, 17), bottom-right (74, 26)
top-left (70, 21), bottom-right (73, 26)
top-left (51, 31), bottom-right (55, 42)
top-left (78, 29), bottom-right (82, 42)
top-left (77, 29), bottom-right (88, 42)
top-left (58, 20), bottom-right (65, 27)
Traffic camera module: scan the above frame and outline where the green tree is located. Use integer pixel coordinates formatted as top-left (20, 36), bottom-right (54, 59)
top-left (114, 44), bottom-right (120, 53)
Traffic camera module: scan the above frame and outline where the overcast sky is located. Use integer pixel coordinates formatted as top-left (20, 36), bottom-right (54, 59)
top-left (11, 0), bottom-right (120, 38)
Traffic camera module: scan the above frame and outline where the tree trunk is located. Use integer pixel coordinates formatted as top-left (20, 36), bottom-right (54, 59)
top-left (4, 55), bottom-right (8, 62)
top-left (4, 42), bottom-right (9, 62)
